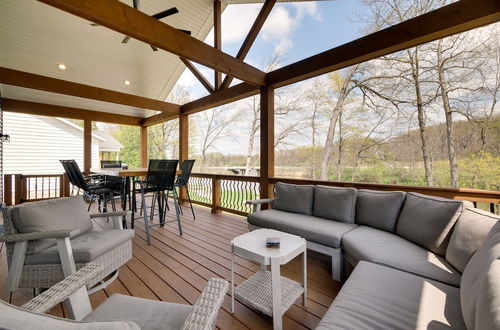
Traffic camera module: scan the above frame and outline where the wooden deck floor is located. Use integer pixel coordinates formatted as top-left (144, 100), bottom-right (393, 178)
top-left (0, 202), bottom-right (341, 329)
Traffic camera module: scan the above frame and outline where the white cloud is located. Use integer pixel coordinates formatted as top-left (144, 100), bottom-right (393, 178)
top-left (205, 4), bottom-right (261, 45)
top-left (292, 3), bottom-right (322, 21)
top-left (262, 7), bottom-right (293, 42)
top-left (177, 69), bottom-right (196, 88)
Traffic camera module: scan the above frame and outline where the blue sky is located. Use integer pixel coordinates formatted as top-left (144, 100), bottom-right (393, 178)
top-left (175, 0), bottom-right (368, 98)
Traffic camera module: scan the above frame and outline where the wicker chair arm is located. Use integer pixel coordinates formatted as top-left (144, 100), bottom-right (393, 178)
top-left (245, 198), bottom-right (275, 213)
top-left (21, 263), bottom-right (103, 314)
top-left (0, 229), bottom-right (80, 242)
top-left (90, 211), bottom-right (131, 219)
top-left (181, 278), bottom-right (228, 330)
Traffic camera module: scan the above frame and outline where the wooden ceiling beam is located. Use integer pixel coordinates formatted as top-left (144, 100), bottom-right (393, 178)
top-left (180, 58), bottom-right (215, 94)
top-left (220, 0), bottom-right (276, 90)
top-left (267, 0), bottom-right (500, 88)
top-left (0, 67), bottom-right (180, 115)
top-left (2, 98), bottom-right (143, 126)
top-left (37, 0), bottom-right (266, 87)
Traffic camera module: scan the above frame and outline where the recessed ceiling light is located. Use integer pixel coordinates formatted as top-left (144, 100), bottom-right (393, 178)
top-left (58, 64), bottom-right (66, 70)
top-left (124, 80), bottom-right (131, 85)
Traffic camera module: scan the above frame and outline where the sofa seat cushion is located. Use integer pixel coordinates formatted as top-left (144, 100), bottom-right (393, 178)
top-left (313, 186), bottom-right (358, 223)
top-left (316, 261), bottom-right (466, 330)
top-left (272, 182), bottom-right (314, 215)
top-left (25, 229), bottom-right (135, 265)
top-left (248, 209), bottom-right (357, 248)
top-left (0, 299), bottom-right (140, 330)
top-left (84, 294), bottom-right (193, 330)
top-left (396, 193), bottom-right (471, 256)
top-left (355, 189), bottom-right (406, 232)
top-left (10, 196), bottom-right (93, 254)
top-left (342, 226), bottom-right (461, 286)
top-left (446, 207), bottom-right (499, 273)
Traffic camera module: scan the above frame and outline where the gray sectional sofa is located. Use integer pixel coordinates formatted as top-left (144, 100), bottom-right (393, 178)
top-left (247, 182), bottom-right (500, 329)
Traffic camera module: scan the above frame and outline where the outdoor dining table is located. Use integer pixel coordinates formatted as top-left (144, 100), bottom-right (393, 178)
top-left (90, 167), bottom-right (181, 229)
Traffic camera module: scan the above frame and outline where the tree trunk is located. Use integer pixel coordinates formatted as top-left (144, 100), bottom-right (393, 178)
top-left (245, 97), bottom-right (259, 175)
top-left (336, 110), bottom-right (344, 180)
top-left (436, 40), bottom-right (458, 188)
top-left (409, 48), bottom-right (433, 186)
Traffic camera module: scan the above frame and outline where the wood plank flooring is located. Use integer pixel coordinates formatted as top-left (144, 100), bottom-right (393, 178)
top-left (0, 201), bottom-right (341, 329)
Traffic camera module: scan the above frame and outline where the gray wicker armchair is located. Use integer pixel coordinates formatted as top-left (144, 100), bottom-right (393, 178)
top-left (1, 196), bottom-right (134, 297)
top-left (0, 263), bottom-right (229, 329)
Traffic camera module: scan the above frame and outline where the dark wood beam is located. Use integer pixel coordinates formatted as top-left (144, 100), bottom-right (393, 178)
top-left (267, 0), bottom-right (500, 87)
top-left (259, 86), bottom-right (274, 203)
top-left (180, 58), bottom-right (215, 94)
top-left (140, 126), bottom-right (148, 168)
top-left (83, 119), bottom-right (92, 174)
top-left (220, 0), bottom-right (276, 90)
top-left (0, 67), bottom-right (180, 115)
top-left (2, 98), bottom-right (143, 126)
top-left (214, 0), bottom-right (222, 91)
top-left (37, 0), bottom-right (266, 87)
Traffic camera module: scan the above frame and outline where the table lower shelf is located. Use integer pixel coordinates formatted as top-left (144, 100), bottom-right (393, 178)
top-left (234, 270), bottom-right (304, 317)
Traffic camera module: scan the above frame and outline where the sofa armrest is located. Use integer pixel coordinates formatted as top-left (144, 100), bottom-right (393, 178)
top-left (0, 229), bottom-right (80, 243)
top-left (21, 263), bottom-right (103, 314)
top-left (246, 198), bottom-right (275, 213)
top-left (90, 211), bottom-right (131, 229)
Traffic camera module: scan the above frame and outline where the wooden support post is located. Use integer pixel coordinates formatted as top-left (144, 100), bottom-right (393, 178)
top-left (179, 114), bottom-right (189, 203)
top-left (260, 86), bottom-right (275, 205)
top-left (140, 126), bottom-right (148, 168)
top-left (212, 177), bottom-right (221, 214)
top-left (83, 120), bottom-right (92, 174)
top-left (14, 174), bottom-right (22, 205)
top-left (214, 0), bottom-right (222, 91)
top-left (4, 174), bottom-right (12, 206)
top-left (61, 174), bottom-right (71, 197)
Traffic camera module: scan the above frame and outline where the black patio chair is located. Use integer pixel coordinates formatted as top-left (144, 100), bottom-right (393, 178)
top-left (60, 160), bottom-right (117, 213)
top-left (136, 159), bottom-right (181, 244)
top-left (173, 159), bottom-right (196, 220)
top-left (101, 160), bottom-right (122, 168)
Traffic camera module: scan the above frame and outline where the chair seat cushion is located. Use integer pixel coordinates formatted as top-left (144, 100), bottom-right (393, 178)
top-left (248, 209), bottom-right (357, 248)
top-left (342, 226), bottom-right (461, 286)
top-left (84, 294), bottom-right (194, 330)
top-left (0, 299), bottom-right (140, 330)
top-left (316, 261), bottom-right (466, 330)
top-left (25, 229), bottom-right (134, 265)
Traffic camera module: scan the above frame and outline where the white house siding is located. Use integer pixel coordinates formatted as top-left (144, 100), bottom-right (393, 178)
top-left (3, 112), bottom-right (100, 175)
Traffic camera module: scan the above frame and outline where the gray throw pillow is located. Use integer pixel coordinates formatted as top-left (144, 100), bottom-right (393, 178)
top-left (10, 196), bottom-right (93, 254)
top-left (460, 221), bottom-right (500, 330)
top-left (313, 186), bottom-right (357, 223)
top-left (396, 193), bottom-right (470, 256)
top-left (272, 182), bottom-right (314, 215)
top-left (446, 208), bottom-right (499, 273)
top-left (355, 190), bottom-right (406, 232)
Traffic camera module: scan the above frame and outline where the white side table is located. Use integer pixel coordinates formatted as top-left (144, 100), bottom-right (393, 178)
top-left (230, 229), bottom-right (307, 330)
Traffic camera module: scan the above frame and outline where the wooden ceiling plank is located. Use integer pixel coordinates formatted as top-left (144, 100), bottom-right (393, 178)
top-left (220, 0), bottom-right (276, 90)
top-left (37, 0), bottom-right (266, 87)
top-left (0, 67), bottom-right (180, 115)
top-left (180, 58), bottom-right (215, 94)
top-left (2, 98), bottom-right (143, 126)
top-left (267, 0), bottom-right (500, 87)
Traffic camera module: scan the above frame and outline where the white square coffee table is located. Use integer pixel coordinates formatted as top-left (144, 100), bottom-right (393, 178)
top-left (230, 228), bottom-right (307, 330)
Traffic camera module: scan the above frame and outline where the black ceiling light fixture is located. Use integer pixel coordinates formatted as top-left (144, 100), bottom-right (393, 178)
top-left (92, 0), bottom-right (191, 51)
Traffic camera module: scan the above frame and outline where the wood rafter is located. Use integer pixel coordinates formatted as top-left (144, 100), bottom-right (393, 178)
top-left (37, 0), bottom-right (266, 87)
top-left (214, 0), bottom-right (222, 91)
top-left (180, 58), bottom-right (215, 94)
top-left (267, 0), bottom-right (500, 87)
top-left (2, 98), bottom-right (143, 126)
top-left (0, 67), bottom-right (180, 115)
top-left (220, 0), bottom-right (276, 90)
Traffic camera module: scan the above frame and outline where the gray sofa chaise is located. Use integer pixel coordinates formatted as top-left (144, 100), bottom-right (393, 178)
top-left (247, 182), bottom-right (500, 329)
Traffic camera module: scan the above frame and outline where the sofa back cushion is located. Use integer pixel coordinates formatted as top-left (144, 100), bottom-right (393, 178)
top-left (396, 193), bottom-right (470, 256)
top-left (446, 208), bottom-right (499, 273)
top-left (10, 196), bottom-right (93, 254)
top-left (355, 190), bottom-right (406, 232)
top-left (272, 183), bottom-right (314, 215)
top-left (313, 186), bottom-right (357, 223)
top-left (460, 221), bottom-right (500, 330)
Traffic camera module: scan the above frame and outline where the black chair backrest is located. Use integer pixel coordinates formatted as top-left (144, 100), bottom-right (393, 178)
top-left (60, 160), bottom-right (80, 188)
top-left (65, 160), bottom-right (89, 191)
top-left (177, 160), bottom-right (195, 186)
top-left (101, 160), bottom-right (122, 168)
top-left (146, 159), bottom-right (178, 191)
